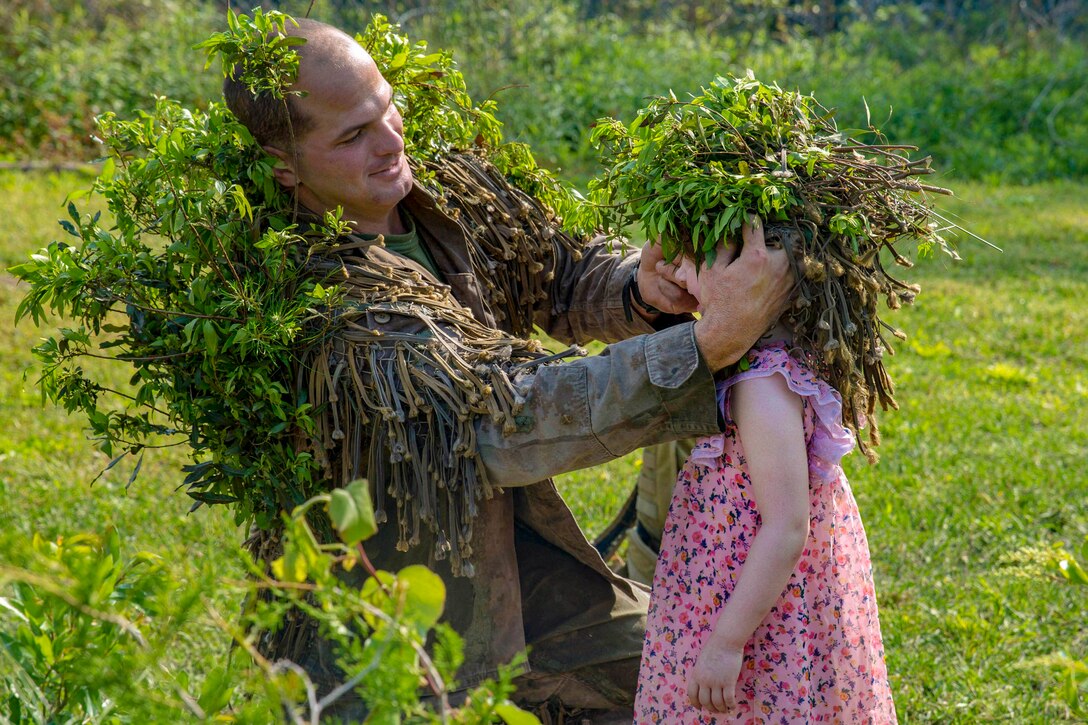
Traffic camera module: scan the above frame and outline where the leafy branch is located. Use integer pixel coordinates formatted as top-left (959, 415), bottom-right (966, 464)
top-left (1, 486), bottom-right (538, 723)
top-left (572, 71), bottom-right (989, 457)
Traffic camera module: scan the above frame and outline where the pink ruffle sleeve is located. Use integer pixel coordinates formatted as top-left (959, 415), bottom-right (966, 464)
top-left (688, 343), bottom-right (855, 482)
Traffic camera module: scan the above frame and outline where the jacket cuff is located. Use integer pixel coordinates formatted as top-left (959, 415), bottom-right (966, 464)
top-left (646, 322), bottom-right (722, 435)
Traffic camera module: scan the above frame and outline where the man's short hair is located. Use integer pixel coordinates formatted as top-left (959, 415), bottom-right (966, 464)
top-left (222, 17), bottom-right (351, 151)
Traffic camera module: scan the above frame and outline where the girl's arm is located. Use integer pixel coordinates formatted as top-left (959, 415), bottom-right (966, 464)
top-left (687, 371), bottom-right (810, 714)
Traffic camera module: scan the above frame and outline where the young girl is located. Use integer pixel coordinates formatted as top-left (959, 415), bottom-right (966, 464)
top-left (634, 247), bottom-right (897, 723)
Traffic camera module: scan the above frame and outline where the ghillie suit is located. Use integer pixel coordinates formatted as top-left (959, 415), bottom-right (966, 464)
top-left (297, 151), bottom-right (586, 578)
top-left (587, 72), bottom-right (967, 459)
top-left (252, 145), bottom-right (678, 713)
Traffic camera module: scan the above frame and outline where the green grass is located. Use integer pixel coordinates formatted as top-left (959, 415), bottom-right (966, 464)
top-left (1, 171), bottom-right (1086, 722)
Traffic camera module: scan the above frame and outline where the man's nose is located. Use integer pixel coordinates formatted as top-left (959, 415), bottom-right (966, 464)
top-left (376, 116), bottom-right (404, 154)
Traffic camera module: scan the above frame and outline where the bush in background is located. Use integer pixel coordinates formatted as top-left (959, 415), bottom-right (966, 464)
top-left (0, 0), bottom-right (219, 160)
top-left (3, 1), bottom-right (1086, 183)
top-left (748, 8), bottom-right (1088, 182)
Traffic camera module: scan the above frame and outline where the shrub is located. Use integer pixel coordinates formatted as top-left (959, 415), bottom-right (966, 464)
top-left (0, 0), bottom-right (219, 160)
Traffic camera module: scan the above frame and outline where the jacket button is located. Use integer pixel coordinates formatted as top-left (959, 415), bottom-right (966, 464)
top-left (373, 312), bottom-right (392, 324)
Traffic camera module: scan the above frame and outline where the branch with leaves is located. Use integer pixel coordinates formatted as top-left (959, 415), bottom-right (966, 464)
top-left (0, 488), bottom-right (538, 723)
top-left (573, 72), bottom-right (990, 456)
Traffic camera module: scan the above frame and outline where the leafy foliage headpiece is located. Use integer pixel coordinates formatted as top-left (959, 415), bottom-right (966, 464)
top-left (587, 72), bottom-right (962, 458)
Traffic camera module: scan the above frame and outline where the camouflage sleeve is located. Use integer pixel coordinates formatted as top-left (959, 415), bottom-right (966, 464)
top-left (535, 233), bottom-right (697, 346)
top-left (534, 235), bottom-right (651, 345)
top-left (476, 321), bottom-right (722, 486)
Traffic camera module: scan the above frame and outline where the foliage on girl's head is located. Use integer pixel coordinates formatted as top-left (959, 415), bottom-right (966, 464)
top-left (585, 72), bottom-right (963, 459)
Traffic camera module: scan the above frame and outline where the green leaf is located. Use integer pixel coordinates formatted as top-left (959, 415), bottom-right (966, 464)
top-left (197, 665), bottom-right (235, 714)
top-left (328, 479), bottom-right (377, 545)
top-left (396, 564), bottom-right (445, 635)
top-left (127, 453), bottom-right (144, 489)
top-left (104, 526), bottom-right (121, 563)
top-left (100, 156), bottom-right (116, 182)
top-left (360, 570), bottom-right (397, 626)
top-left (1057, 555), bottom-right (1088, 586)
top-left (202, 320), bottom-right (219, 357)
top-left (271, 548), bottom-right (307, 583)
top-left (494, 703), bottom-right (543, 725)
top-left (0, 597), bottom-right (29, 623)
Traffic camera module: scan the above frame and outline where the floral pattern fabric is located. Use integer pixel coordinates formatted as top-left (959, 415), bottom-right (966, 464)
top-left (635, 343), bottom-right (897, 724)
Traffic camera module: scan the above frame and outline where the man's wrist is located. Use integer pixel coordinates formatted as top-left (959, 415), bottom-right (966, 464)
top-left (622, 262), bottom-right (660, 323)
top-left (693, 314), bottom-right (748, 373)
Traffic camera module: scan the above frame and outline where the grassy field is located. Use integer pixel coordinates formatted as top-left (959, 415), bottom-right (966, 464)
top-left (1, 170), bottom-right (1086, 722)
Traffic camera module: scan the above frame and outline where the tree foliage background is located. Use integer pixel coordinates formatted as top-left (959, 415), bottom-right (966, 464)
top-left (3, 0), bottom-right (1086, 182)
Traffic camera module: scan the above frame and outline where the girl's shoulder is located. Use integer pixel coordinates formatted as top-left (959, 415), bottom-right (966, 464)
top-left (722, 340), bottom-right (824, 393)
top-left (707, 340), bottom-right (856, 477)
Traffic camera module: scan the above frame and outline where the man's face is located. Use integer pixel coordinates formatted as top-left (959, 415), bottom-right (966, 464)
top-left (270, 37), bottom-right (413, 235)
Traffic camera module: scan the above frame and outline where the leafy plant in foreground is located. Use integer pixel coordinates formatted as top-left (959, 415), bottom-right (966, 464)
top-left (0, 482), bottom-right (536, 723)
top-left (0, 527), bottom-right (269, 723)
top-left (250, 479), bottom-right (535, 723)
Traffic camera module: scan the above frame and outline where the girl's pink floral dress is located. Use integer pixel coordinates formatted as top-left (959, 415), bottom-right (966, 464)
top-left (635, 343), bottom-right (897, 724)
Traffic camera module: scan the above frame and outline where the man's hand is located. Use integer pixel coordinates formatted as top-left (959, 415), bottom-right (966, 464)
top-left (691, 217), bottom-right (793, 372)
top-left (635, 240), bottom-right (700, 316)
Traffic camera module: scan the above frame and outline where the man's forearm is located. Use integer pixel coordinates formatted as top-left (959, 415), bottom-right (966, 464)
top-left (536, 237), bottom-right (659, 345)
top-left (476, 322), bottom-right (721, 485)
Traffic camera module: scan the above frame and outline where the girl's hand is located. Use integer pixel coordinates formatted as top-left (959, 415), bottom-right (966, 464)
top-left (687, 640), bottom-right (744, 713)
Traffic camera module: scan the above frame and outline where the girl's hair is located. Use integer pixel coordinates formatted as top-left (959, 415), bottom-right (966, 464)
top-left (757, 223), bottom-right (920, 463)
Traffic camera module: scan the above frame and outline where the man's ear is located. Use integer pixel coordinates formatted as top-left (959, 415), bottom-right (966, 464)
top-left (263, 145), bottom-right (300, 189)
